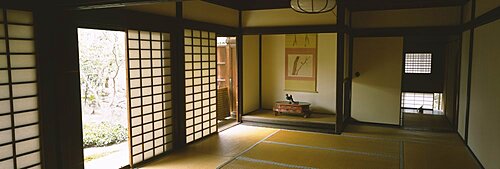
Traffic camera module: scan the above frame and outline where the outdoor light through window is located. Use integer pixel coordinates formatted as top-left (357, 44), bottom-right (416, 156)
top-left (290, 0), bottom-right (337, 14)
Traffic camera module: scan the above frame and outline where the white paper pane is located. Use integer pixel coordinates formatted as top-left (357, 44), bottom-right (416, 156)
top-left (131, 117), bottom-right (141, 126)
top-left (9, 40), bottom-right (35, 53)
top-left (11, 55), bottom-right (36, 68)
top-left (144, 132), bottom-right (153, 141)
top-left (0, 85), bottom-right (9, 99)
top-left (0, 55), bottom-right (7, 68)
top-left (144, 141), bottom-right (153, 150)
top-left (128, 30), bottom-right (139, 39)
top-left (11, 69), bottom-right (36, 82)
top-left (140, 31), bottom-right (150, 40)
top-left (14, 124), bottom-right (39, 140)
top-left (0, 70), bottom-right (8, 83)
top-left (15, 138), bottom-right (39, 154)
top-left (131, 126), bottom-right (141, 136)
top-left (132, 145), bottom-right (142, 154)
top-left (16, 151), bottom-right (40, 168)
top-left (155, 147), bottom-right (163, 155)
top-left (0, 159), bottom-right (14, 169)
top-left (0, 115), bottom-right (11, 130)
top-left (132, 136), bottom-right (142, 145)
top-left (151, 32), bottom-right (161, 40)
top-left (133, 154), bottom-right (142, 164)
top-left (0, 100), bottom-right (10, 114)
top-left (8, 25), bottom-right (34, 39)
top-left (0, 26), bottom-right (4, 38)
top-left (144, 150), bottom-right (153, 159)
top-left (0, 144), bottom-right (13, 159)
top-left (13, 97), bottom-right (37, 112)
top-left (0, 130), bottom-right (12, 144)
top-left (7, 10), bottom-right (33, 24)
top-left (12, 83), bottom-right (37, 97)
top-left (14, 111), bottom-right (38, 126)
top-left (0, 40), bottom-right (5, 53)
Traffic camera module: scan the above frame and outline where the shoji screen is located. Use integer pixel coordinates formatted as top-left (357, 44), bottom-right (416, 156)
top-left (0, 10), bottom-right (42, 169)
top-left (184, 29), bottom-right (217, 143)
top-left (126, 30), bottom-right (173, 165)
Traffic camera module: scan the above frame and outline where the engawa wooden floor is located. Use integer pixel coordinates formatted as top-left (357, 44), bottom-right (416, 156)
top-left (141, 124), bottom-right (481, 169)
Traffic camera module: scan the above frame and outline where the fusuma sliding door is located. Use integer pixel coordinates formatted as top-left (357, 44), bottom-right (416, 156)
top-left (0, 9), bottom-right (42, 169)
top-left (126, 30), bottom-right (173, 166)
top-left (184, 29), bottom-right (217, 143)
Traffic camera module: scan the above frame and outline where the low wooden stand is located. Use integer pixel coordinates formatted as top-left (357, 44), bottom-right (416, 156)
top-left (273, 101), bottom-right (311, 118)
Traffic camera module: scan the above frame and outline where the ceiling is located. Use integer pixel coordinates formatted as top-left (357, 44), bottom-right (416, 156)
top-left (203, 0), bottom-right (291, 11)
top-left (203, 0), bottom-right (466, 11)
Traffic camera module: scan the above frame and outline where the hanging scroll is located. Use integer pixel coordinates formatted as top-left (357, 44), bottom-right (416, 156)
top-left (285, 34), bottom-right (317, 92)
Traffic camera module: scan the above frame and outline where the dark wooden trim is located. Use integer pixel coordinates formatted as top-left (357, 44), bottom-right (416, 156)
top-left (335, 0), bottom-right (346, 134)
top-left (61, 0), bottom-right (172, 10)
top-left (237, 10), bottom-right (244, 122)
top-left (71, 8), bottom-right (176, 33)
top-left (346, 0), bottom-right (466, 12)
top-left (258, 34), bottom-right (262, 110)
top-left (172, 0), bottom-right (186, 150)
top-left (399, 37), bottom-right (406, 127)
top-left (70, 8), bottom-right (239, 36)
top-left (454, 0), bottom-right (465, 131)
top-left (464, 0), bottom-right (476, 144)
top-left (463, 6), bottom-right (500, 30)
top-left (242, 25), bottom-right (341, 35)
top-left (348, 118), bottom-right (402, 128)
top-left (0, 1), bottom-right (40, 10)
top-left (184, 19), bottom-right (239, 36)
top-left (352, 25), bottom-right (462, 37)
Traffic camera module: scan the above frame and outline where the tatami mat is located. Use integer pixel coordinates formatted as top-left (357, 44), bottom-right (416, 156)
top-left (342, 124), bottom-right (464, 145)
top-left (141, 149), bottom-right (232, 169)
top-left (404, 142), bottom-right (480, 169)
top-left (221, 157), bottom-right (302, 169)
top-left (184, 125), bottom-right (278, 157)
top-left (266, 130), bottom-right (400, 158)
top-left (142, 124), bottom-right (481, 169)
top-left (237, 142), bottom-right (399, 169)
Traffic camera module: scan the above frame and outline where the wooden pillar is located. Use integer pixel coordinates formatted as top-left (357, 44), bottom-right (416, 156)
top-left (335, 0), bottom-right (346, 134)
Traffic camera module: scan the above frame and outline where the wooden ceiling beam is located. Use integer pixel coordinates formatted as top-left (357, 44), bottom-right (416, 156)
top-left (346, 0), bottom-right (467, 11)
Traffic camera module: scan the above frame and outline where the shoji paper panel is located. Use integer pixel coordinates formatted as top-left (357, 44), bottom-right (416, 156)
top-left (127, 30), bottom-right (172, 165)
top-left (0, 9), bottom-right (41, 169)
top-left (184, 29), bottom-right (217, 143)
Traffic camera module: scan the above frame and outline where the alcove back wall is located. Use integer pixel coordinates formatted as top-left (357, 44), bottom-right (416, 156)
top-left (261, 33), bottom-right (337, 114)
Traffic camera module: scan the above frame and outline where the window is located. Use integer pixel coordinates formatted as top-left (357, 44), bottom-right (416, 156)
top-left (401, 92), bottom-right (443, 111)
top-left (405, 53), bottom-right (432, 74)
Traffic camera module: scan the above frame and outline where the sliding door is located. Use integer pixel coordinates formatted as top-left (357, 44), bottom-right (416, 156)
top-left (184, 29), bottom-right (217, 143)
top-left (0, 9), bottom-right (42, 169)
top-left (126, 30), bottom-right (173, 165)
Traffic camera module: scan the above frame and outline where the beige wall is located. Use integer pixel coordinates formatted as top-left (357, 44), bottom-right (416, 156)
top-left (261, 34), bottom-right (337, 114)
top-left (468, 19), bottom-right (500, 169)
top-left (126, 2), bottom-right (177, 17)
top-left (242, 9), bottom-right (336, 27)
top-left (243, 35), bottom-right (260, 114)
top-left (475, 0), bottom-right (500, 18)
top-left (458, 30), bottom-right (470, 139)
top-left (351, 37), bottom-right (403, 125)
top-left (183, 1), bottom-right (239, 27)
top-left (352, 6), bottom-right (461, 28)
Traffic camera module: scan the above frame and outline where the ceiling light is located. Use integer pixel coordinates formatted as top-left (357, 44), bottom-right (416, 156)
top-left (290, 0), bottom-right (336, 14)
